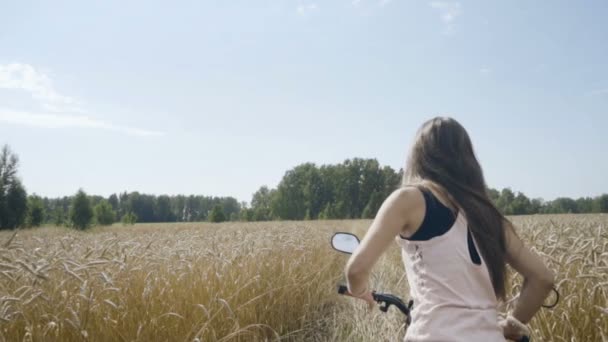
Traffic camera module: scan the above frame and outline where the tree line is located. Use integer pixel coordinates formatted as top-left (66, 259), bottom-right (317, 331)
top-left (244, 159), bottom-right (608, 220)
top-left (38, 191), bottom-right (241, 227)
top-left (1, 144), bottom-right (607, 230)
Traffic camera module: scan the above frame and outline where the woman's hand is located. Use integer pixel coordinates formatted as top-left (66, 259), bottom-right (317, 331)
top-left (351, 290), bottom-right (376, 312)
top-left (500, 322), bottom-right (523, 341)
top-left (499, 315), bottom-right (529, 341)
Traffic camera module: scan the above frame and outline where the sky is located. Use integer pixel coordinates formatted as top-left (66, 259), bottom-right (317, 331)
top-left (1, 0), bottom-right (607, 203)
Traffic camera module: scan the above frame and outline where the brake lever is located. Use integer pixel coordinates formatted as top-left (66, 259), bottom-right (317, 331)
top-left (372, 292), bottom-right (413, 325)
top-left (378, 300), bottom-right (390, 313)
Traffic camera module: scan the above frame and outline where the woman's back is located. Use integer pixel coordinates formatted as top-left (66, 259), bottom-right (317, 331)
top-left (396, 186), bottom-right (504, 341)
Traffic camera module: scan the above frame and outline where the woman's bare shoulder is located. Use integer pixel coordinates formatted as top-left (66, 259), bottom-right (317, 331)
top-left (391, 185), bottom-right (424, 204)
top-left (387, 186), bottom-right (426, 235)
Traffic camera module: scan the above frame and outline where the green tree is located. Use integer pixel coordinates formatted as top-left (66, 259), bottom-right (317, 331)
top-left (127, 192), bottom-right (157, 222)
top-left (94, 199), bottom-right (115, 225)
top-left (70, 189), bottom-right (93, 230)
top-left (108, 194), bottom-right (119, 212)
top-left (239, 207), bottom-right (254, 221)
top-left (209, 205), bottom-right (226, 223)
top-left (266, 159), bottom-right (399, 220)
top-left (510, 192), bottom-right (531, 215)
top-left (53, 207), bottom-right (65, 226)
top-left (27, 195), bottom-right (45, 227)
top-left (219, 197), bottom-right (240, 221)
top-left (318, 203), bottom-right (338, 220)
top-left (382, 166), bottom-right (401, 197)
top-left (549, 197), bottom-right (578, 214)
top-left (356, 159), bottom-right (384, 218)
top-left (121, 212), bottom-right (137, 225)
top-left (155, 195), bottom-right (174, 222)
top-left (251, 186), bottom-right (274, 221)
top-left (0, 145), bottom-right (28, 229)
top-left (271, 165), bottom-right (310, 220)
top-left (529, 198), bottom-right (543, 214)
top-left (118, 192), bottom-right (129, 218)
top-left (496, 188), bottom-right (515, 214)
top-left (362, 191), bottom-right (384, 219)
top-left (593, 194), bottom-right (608, 213)
top-left (3, 181), bottom-right (27, 229)
top-left (575, 197), bottom-right (594, 213)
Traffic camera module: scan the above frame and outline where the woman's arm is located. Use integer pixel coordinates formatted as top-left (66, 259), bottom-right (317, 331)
top-left (504, 220), bottom-right (555, 324)
top-left (345, 187), bottom-right (424, 298)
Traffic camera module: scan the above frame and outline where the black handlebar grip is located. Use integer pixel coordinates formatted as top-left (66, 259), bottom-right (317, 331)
top-left (338, 285), bottom-right (348, 295)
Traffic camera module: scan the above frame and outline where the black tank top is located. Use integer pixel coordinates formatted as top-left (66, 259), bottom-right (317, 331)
top-left (400, 186), bottom-right (483, 265)
top-left (401, 186), bottom-right (457, 241)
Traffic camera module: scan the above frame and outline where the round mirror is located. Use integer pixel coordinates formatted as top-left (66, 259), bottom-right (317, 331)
top-left (331, 232), bottom-right (360, 254)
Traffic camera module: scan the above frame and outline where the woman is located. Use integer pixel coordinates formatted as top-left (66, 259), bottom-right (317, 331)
top-left (344, 117), bottom-right (555, 341)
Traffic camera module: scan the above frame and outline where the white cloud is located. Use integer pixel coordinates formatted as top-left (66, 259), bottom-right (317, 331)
top-left (297, 3), bottom-right (318, 16)
top-left (430, 1), bottom-right (462, 35)
top-left (0, 63), bottom-right (164, 137)
top-left (587, 88), bottom-right (608, 96)
top-left (0, 63), bottom-right (79, 112)
top-left (0, 109), bottom-right (164, 137)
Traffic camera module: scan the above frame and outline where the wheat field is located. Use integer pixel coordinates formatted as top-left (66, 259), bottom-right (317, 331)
top-left (0, 215), bottom-right (606, 341)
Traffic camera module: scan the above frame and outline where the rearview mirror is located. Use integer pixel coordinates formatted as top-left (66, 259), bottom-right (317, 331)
top-left (331, 232), bottom-right (360, 254)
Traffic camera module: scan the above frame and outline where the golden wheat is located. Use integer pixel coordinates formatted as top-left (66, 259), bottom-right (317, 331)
top-left (0, 215), bottom-right (605, 341)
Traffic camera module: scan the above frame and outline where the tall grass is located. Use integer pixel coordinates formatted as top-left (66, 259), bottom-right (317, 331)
top-left (0, 215), bottom-right (606, 341)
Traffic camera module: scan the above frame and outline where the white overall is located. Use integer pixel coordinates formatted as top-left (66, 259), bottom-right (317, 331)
top-left (395, 212), bottom-right (505, 342)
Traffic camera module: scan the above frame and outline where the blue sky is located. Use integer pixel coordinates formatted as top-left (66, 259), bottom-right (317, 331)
top-left (1, 1), bottom-right (607, 203)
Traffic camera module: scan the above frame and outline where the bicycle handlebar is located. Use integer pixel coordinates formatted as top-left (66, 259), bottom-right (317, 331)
top-left (338, 285), bottom-right (412, 324)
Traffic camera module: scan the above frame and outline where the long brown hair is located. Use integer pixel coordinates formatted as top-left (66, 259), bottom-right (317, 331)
top-left (404, 117), bottom-right (508, 299)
